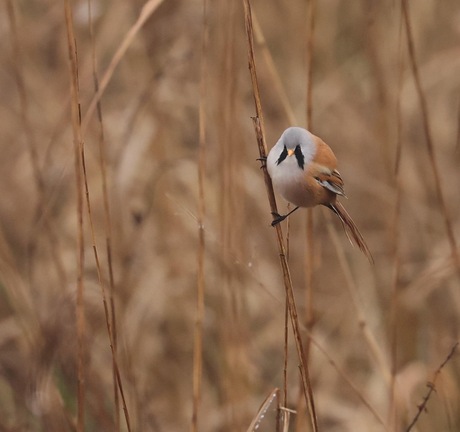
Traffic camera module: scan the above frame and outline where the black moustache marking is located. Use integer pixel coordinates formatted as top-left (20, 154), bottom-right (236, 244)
top-left (276, 145), bottom-right (288, 165)
top-left (294, 145), bottom-right (305, 169)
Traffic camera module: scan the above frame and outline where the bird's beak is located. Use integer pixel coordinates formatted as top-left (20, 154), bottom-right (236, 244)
top-left (287, 149), bottom-right (295, 157)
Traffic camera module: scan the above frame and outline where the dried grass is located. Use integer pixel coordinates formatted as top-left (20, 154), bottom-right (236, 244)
top-left (0, 0), bottom-right (459, 431)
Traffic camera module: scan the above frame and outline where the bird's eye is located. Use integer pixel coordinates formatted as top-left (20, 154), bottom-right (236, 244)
top-left (276, 145), bottom-right (288, 165)
top-left (294, 145), bottom-right (305, 169)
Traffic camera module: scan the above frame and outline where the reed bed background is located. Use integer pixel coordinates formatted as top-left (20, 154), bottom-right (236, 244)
top-left (1, 0), bottom-right (460, 431)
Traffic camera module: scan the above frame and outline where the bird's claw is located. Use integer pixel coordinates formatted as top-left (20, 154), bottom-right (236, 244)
top-left (271, 212), bottom-right (286, 226)
top-left (257, 156), bottom-right (267, 169)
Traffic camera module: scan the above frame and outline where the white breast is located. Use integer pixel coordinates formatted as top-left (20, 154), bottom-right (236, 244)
top-left (267, 127), bottom-right (317, 208)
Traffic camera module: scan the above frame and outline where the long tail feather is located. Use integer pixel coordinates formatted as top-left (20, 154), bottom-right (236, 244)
top-left (327, 201), bottom-right (374, 264)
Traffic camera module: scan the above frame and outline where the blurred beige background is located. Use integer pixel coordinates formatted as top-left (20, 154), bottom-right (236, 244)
top-left (0, 0), bottom-right (459, 431)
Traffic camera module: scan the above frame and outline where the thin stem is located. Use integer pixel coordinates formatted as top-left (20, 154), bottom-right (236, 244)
top-left (402, 0), bottom-right (460, 275)
top-left (191, 0), bottom-right (208, 430)
top-left (243, 1), bottom-right (318, 429)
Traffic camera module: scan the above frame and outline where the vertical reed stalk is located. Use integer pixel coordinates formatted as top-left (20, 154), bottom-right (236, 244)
top-left (86, 1), bottom-right (120, 429)
top-left (388, 7), bottom-right (405, 431)
top-left (402, 0), bottom-right (460, 274)
top-left (243, 1), bottom-right (318, 430)
top-left (191, 0), bottom-right (208, 430)
top-left (80, 127), bottom-right (133, 432)
top-left (66, 3), bottom-right (132, 431)
top-left (295, 2), bottom-right (316, 429)
top-left (63, 3), bottom-right (85, 429)
top-left (88, 0), bottom-right (121, 426)
top-left (304, 0), bottom-right (316, 357)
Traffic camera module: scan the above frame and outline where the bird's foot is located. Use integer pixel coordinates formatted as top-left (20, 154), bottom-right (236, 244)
top-left (257, 156), bottom-right (267, 169)
top-left (271, 212), bottom-right (287, 226)
top-left (270, 206), bottom-right (300, 226)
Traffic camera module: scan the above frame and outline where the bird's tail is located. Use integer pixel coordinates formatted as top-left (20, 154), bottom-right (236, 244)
top-left (327, 201), bottom-right (374, 264)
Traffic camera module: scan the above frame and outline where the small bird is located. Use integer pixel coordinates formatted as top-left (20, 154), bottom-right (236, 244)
top-left (267, 126), bottom-right (372, 262)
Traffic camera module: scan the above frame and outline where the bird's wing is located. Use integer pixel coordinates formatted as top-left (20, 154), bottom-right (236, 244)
top-left (311, 164), bottom-right (346, 197)
top-left (309, 136), bottom-right (346, 196)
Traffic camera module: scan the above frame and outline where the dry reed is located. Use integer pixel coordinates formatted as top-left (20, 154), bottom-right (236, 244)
top-left (0, 1), bottom-right (459, 431)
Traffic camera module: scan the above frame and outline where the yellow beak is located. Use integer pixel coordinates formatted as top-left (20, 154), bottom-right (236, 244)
top-left (287, 149), bottom-right (295, 157)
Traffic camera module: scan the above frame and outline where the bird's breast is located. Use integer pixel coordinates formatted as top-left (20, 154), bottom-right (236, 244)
top-left (269, 164), bottom-right (319, 208)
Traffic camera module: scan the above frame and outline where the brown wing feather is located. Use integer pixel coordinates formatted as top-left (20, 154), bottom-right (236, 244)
top-left (310, 136), bottom-right (347, 197)
top-left (310, 165), bottom-right (346, 197)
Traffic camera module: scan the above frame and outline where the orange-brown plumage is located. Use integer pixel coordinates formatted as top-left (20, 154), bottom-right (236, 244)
top-left (267, 127), bottom-right (373, 262)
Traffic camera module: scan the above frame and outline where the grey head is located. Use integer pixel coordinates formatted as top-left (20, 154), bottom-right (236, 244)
top-left (267, 127), bottom-right (316, 174)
